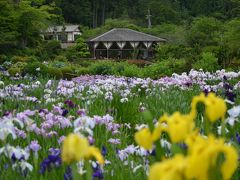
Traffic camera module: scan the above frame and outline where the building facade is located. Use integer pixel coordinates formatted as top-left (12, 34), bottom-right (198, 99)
top-left (87, 28), bottom-right (166, 60)
top-left (42, 25), bottom-right (82, 48)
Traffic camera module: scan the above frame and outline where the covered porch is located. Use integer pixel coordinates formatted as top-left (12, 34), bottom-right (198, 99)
top-left (88, 28), bottom-right (166, 60)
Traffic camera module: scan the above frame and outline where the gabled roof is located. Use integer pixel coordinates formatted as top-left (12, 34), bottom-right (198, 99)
top-left (88, 28), bottom-right (166, 42)
top-left (45, 25), bottom-right (80, 33)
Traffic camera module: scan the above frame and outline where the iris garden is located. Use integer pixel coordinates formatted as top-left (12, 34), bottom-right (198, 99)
top-left (0, 69), bottom-right (239, 180)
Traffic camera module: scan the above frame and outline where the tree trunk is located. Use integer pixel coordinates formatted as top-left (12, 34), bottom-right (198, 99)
top-left (101, 0), bottom-right (105, 26)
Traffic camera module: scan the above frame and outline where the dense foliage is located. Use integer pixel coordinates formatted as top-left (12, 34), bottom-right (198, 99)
top-left (0, 0), bottom-right (240, 76)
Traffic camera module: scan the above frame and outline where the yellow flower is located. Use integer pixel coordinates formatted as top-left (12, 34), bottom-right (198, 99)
top-left (220, 145), bottom-right (238, 180)
top-left (165, 112), bottom-right (195, 143)
top-left (190, 93), bottom-right (205, 119)
top-left (62, 133), bottom-right (105, 165)
top-left (184, 130), bottom-right (204, 151)
top-left (151, 125), bottom-right (162, 142)
top-left (62, 133), bottom-right (89, 164)
top-left (134, 121), bottom-right (164, 150)
top-left (135, 128), bottom-right (153, 150)
top-left (185, 135), bottom-right (238, 180)
top-left (149, 155), bottom-right (187, 180)
top-left (191, 93), bottom-right (227, 122)
top-left (85, 146), bottom-right (105, 165)
top-left (204, 93), bottom-right (227, 122)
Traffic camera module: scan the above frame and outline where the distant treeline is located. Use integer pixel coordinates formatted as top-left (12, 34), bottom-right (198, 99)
top-left (53, 0), bottom-right (240, 28)
top-left (0, 0), bottom-right (240, 72)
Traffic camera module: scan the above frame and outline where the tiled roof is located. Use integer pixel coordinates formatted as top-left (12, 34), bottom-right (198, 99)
top-left (45, 25), bottom-right (80, 33)
top-left (88, 28), bottom-right (166, 42)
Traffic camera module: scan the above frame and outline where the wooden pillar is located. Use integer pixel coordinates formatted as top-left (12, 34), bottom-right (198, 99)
top-left (93, 42), bottom-right (99, 59)
top-left (93, 48), bottom-right (96, 59)
top-left (103, 42), bottom-right (112, 59)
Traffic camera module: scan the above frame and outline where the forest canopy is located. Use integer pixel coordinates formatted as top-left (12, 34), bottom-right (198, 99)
top-left (0, 0), bottom-right (240, 74)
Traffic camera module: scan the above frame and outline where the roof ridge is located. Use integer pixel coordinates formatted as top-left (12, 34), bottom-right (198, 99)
top-left (127, 28), bottom-right (165, 41)
top-left (88, 28), bottom-right (166, 42)
top-left (89, 29), bottom-right (116, 41)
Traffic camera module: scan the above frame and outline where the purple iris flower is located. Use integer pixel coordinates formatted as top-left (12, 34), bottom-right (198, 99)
top-left (225, 91), bottom-right (236, 102)
top-left (203, 89), bottom-right (210, 96)
top-left (92, 164), bottom-right (104, 179)
top-left (93, 169), bottom-right (104, 179)
top-left (3, 111), bottom-right (11, 117)
top-left (223, 83), bottom-right (233, 91)
top-left (77, 109), bottom-right (86, 116)
top-left (40, 158), bottom-right (51, 174)
top-left (64, 166), bottom-right (72, 180)
top-left (39, 109), bottom-right (46, 113)
top-left (29, 140), bottom-right (41, 153)
top-left (236, 134), bottom-right (240, 144)
top-left (101, 146), bottom-right (107, 157)
top-left (223, 75), bottom-right (227, 81)
top-left (39, 149), bottom-right (62, 174)
top-left (64, 100), bottom-right (75, 108)
top-left (11, 153), bottom-right (25, 163)
top-left (149, 149), bottom-right (156, 156)
top-left (49, 148), bottom-right (61, 156)
top-left (61, 108), bottom-right (69, 116)
top-left (184, 81), bottom-right (192, 87)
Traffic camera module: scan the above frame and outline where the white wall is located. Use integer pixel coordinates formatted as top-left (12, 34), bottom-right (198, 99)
top-left (67, 33), bottom-right (73, 42)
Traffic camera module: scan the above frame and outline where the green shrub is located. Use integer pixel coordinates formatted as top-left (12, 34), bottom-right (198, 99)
top-left (26, 56), bottom-right (39, 62)
top-left (114, 64), bottom-right (125, 75)
top-left (122, 65), bottom-right (142, 77)
top-left (54, 55), bottom-right (68, 62)
top-left (1, 61), bottom-right (12, 70)
top-left (155, 44), bottom-right (192, 60)
top-left (89, 61), bottom-right (114, 75)
top-left (46, 67), bottom-right (63, 79)
top-left (144, 58), bottom-right (187, 78)
top-left (44, 40), bottom-right (61, 55)
top-left (77, 60), bottom-right (92, 67)
top-left (51, 60), bottom-right (67, 68)
top-left (60, 66), bottom-right (74, 79)
top-left (193, 52), bottom-right (219, 72)
top-left (10, 56), bottom-right (38, 63)
top-left (144, 61), bottom-right (169, 79)
top-left (75, 67), bottom-right (90, 75)
top-left (35, 40), bottom-right (62, 61)
top-left (11, 56), bottom-right (28, 63)
top-left (65, 38), bottom-right (90, 61)
top-left (11, 62), bottom-right (27, 70)
top-left (0, 55), bottom-right (8, 63)
top-left (8, 67), bottom-right (21, 76)
top-left (23, 62), bottom-right (48, 76)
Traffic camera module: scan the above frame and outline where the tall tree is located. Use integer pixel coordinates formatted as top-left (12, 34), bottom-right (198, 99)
top-left (187, 17), bottom-right (222, 47)
top-left (0, 1), bottom-right (18, 53)
top-left (16, 1), bottom-right (55, 47)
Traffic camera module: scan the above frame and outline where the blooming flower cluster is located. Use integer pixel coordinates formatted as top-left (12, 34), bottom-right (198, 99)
top-left (135, 93), bottom-right (239, 180)
top-left (0, 69), bottom-right (239, 179)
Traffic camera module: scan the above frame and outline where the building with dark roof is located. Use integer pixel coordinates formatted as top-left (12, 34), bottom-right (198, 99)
top-left (88, 28), bottom-right (166, 59)
top-left (42, 25), bottom-right (82, 48)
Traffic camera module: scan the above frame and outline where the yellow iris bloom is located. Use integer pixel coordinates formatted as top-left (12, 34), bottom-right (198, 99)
top-left (62, 133), bottom-right (104, 165)
top-left (204, 93), bottom-right (227, 122)
top-left (62, 133), bottom-right (89, 164)
top-left (85, 146), bottom-right (105, 165)
top-left (165, 112), bottom-right (195, 143)
top-left (185, 135), bottom-right (238, 180)
top-left (149, 155), bottom-right (187, 180)
top-left (191, 93), bottom-right (227, 122)
top-left (134, 128), bottom-right (154, 150)
top-left (134, 125), bottom-right (163, 150)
